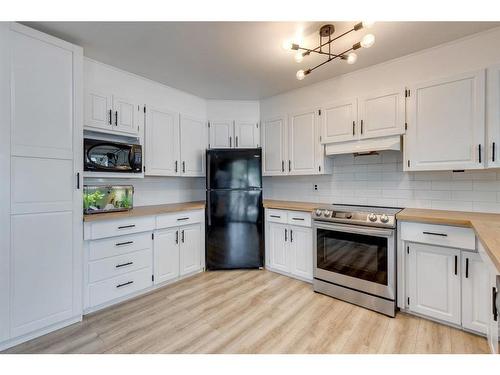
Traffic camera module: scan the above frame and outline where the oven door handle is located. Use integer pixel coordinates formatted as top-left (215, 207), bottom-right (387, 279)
top-left (313, 222), bottom-right (394, 238)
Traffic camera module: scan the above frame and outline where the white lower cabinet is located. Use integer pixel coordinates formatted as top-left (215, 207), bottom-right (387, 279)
top-left (462, 252), bottom-right (490, 334)
top-left (154, 227), bottom-right (180, 284)
top-left (266, 209), bottom-right (313, 282)
top-left (179, 223), bottom-right (202, 276)
top-left (407, 243), bottom-right (461, 325)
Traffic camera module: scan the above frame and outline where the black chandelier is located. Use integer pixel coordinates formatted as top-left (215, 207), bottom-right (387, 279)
top-left (282, 22), bottom-right (375, 80)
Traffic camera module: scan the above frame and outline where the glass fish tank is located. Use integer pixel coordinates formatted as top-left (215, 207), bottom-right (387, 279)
top-left (83, 185), bottom-right (134, 215)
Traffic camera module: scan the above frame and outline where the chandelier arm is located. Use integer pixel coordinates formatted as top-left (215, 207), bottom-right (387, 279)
top-left (297, 46), bottom-right (339, 58)
top-left (307, 46), bottom-right (355, 74)
top-left (307, 27), bottom-right (356, 54)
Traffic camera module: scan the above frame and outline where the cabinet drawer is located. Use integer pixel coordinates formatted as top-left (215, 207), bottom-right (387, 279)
top-left (287, 211), bottom-right (311, 227)
top-left (88, 248), bottom-right (152, 283)
top-left (89, 267), bottom-right (152, 308)
top-left (89, 232), bottom-right (152, 261)
top-left (266, 209), bottom-right (288, 224)
top-left (87, 216), bottom-right (155, 240)
top-left (156, 210), bottom-right (204, 229)
top-left (400, 222), bottom-right (475, 250)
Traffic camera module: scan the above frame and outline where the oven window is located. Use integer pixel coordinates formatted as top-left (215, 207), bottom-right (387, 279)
top-left (316, 229), bottom-right (388, 285)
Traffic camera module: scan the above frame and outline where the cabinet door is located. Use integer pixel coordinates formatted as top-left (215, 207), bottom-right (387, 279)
top-left (267, 223), bottom-right (289, 273)
top-left (154, 228), bottom-right (180, 284)
top-left (84, 90), bottom-right (112, 131)
top-left (405, 70), bottom-right (485, 171)
top-left (462, 252), bottom-right (489, 334)
top-left (179, 114), bottom-right (207, 177)
top-left (113, 96), bottom-right (140, 136)
top-left (288, 109), bottom-right (318, 175)
top-left (289, 225), bottom-right (313, 281)
top-left (358, 87), bottom-right (405, 139)
top-left (487, 272), bottom-right (499, 354)
top-left (408, 243), bottom-right (461, 325)
top-left (179, 223), bottom-right (202, 276)
top-left (262, 117), bottom-right (287, 176)
top-left (234, 121), bottom-right (259, 148)
top-left (321, 98), bottom-right (357, 143)
top-left (209, 120), bottom-right (233, 148)
top-left (145, 106), bottom-right (180, 176)
top-left (487, 65), bottom-right (500, 167)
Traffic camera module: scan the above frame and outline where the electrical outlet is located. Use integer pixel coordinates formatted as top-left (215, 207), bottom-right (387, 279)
top-left (313, 183), bottom-right (319, 192)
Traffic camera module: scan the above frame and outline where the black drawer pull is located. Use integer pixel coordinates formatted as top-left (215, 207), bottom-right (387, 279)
top-left (493, 287), bottom-right (498, 322)
top-left (465, 258), bottom-right (469, 278)
top-left (116, 262), bottom-right (133, 268)
top-left (177, 217), bottom-right (189, 221)
top-left (422, 231), bottom-right (447, 237)
top-left (118, 224), bottom-right (136, 229)
top-left (270, 215), bottom-right (281, 218)
top-left (109, 109), bottom-right (112, 125)
top-left (115, 241), bottom-right (133, 247)
top-left (290, 229), bottom-right (293, 242)
top-left (292, 217), bottom-right (305, 221)
top-left (116, 281), bottom-right (133, 288)
top-left (454, 255), bottom-right (458, 275)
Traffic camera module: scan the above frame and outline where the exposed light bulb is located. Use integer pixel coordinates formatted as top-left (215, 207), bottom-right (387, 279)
top-left (362, 21), bottom-right (375, 29)
top-left (361, 33), bottom-right (375, 48)
top-left (282, 39), bottom-right (293, 51)
top-left (296, 69), bottom-right (306, 80)
top-left (294, 52), bottom-right (304, 63)
top-left (346, 52), bottom-right (358, 64)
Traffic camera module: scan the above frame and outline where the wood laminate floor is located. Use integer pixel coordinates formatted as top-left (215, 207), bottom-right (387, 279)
top-left (2, 270), bottom-right (490, 354)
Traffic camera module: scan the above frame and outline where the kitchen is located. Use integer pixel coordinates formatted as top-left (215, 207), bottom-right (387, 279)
top-left (1, 4), bottom-right (500, 370)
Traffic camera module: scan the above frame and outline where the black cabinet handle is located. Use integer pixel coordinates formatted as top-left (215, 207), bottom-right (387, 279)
top-left (116, 261), bottom-right (133, 268)
top-left (175, 230), bottom-right (179, 244)
top-left (76, 172), bottom-right (80, 189)
top-left (284, 228), bottom-right (287, 242)
top-left (352, 121), bottom-right (355, 136)
top-left (115, 240), bottom-right (133, 247)
top-left (175, 160), bottom-right (178, 173)
top-left (465, 258), bottom-right (469, 278)
top-left (270, 215), bottom-right (281, 219)
top-left (118, 224), bottom-right (136, 230)
top-left (236, 136), bottom-right (239, 147)
top-left (292, 217), bottom-right (304, 221)
top-left (493, 142), bottom-right (496, 162)
top-left (116, 281), bottom-right (133, 288)
top-left (479, 144), bottom-right (482, 164)
top-left (423, 231), bottom-right (447, 237)
top-left (181, 230), bottom-right (185, 243)
top-left (182, 161), bottom-right (186, 173)
top-left (288, 160), bottom-right (291, 172)
top-left (229, 137), bottom-right (232, 147)
top-left (290, 229), bottom-right (293, 242)
top-left (115, 111), bottom-right (118, 126)
top-left (454, 255), bottom-right (458, 275)
top-left (361, 119), bottom-right (364, 134)
top-left (109, 109), bottom-right (112, 125)
top-left (177, 217), bottom-right (189, 221)
top-left (281, 160), bottom-right (284, 172)
top-left (493, 287), bottom-right (498, 322)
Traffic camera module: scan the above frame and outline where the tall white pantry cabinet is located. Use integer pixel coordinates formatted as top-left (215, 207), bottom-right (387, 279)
top-left (0, 23), bottom-right (83, 350)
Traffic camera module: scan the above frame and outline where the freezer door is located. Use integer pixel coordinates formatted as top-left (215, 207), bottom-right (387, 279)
top-left (206, 148), bottom-right (262, 190)
top-left (206, 190), bottom-right (264, 269)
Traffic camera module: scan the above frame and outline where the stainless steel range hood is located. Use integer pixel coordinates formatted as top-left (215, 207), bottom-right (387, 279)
top-left (325, 135), bottom-right (402, 156)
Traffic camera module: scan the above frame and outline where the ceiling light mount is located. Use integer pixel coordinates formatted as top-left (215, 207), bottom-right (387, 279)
top-left (282, 22), bottom-right (376, 80)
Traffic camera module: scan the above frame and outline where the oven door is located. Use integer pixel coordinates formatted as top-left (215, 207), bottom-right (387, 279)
top-left (313, 221), bottom-right (395, 300)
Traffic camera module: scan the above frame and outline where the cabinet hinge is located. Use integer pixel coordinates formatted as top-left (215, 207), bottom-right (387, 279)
top-left (407, 160), bottom-right (410, 168)
top-left (143, 165), bottom-right (146, 173)
top-left (318, 165), bottom-right (321, 172)
top-left (144, 105), bottom-right (146, 113)
top-left (407, 297), bottom-right (410, 305)
top-left (208, 121), bottom-right (210, 128)
top-left (152, 275), bottom-right (154, 282)
top-left (152, 233), bottom-right (154, 240)
top-left (404, 122), bottom-right (408, 131)
top-left (407, 246), bottom-right (409, 254)
top-left (256, 122), bottom-right (259, 128)
top-left (208, 143), bottom-right (211, 149)
top-left (319, 135), bottom-right (322, 142)
top-left (318, 109), bottom-right (322, 116)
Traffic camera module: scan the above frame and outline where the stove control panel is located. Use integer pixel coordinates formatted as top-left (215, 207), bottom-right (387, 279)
top-left (312, 207), bottom-right (398, 228)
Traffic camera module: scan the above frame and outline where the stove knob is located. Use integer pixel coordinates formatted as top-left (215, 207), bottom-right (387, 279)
top-left (380, 214), bottom-right (389, 223)
top-left (324, 209), bottom-right (332, 218)
top-left (345, 213), bottom-right (352, 219)
top-left (368, 213), bottom-right (377, 222)
top-left (315, 209), bottom-right (323, 216)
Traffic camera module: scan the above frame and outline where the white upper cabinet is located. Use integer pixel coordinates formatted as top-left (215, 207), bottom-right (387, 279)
top-left (288, 108), bottom-right (318, 175)
top-left (461, 252), bottom-right (489, 335)
top-left (405, 70), bottom-right (486, 171)
top-left (487, 64), bottom-right (500, 167)
top-left (112, 96), bottom-right (140, 135)
top-left (321, 98), bottom-right (357, 144)
top-left (234, 120), bottom-right (260, 148)
top-left (179, 114), bottom-right (207, 177)
top-left (407, 243), bottom-right (461, 325)
top-left (209, 120), bottom-right (233, 148)
top-left (358, 87), bottom-right (406, 139)
top-left (262, 117), bottom-right (287, 175)
top-left (84, 90), bottom-right (112, 131)
top-left (145, 106), bottom-right (180, 176)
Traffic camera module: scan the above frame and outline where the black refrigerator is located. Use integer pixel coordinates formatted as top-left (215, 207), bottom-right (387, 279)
top-left (206, 148), bottom-right (264, 270)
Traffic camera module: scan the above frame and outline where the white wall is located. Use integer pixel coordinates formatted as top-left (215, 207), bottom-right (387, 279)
top-left (261, 27), bottom-right (500, 213)
top-left (207, 99), bottom-right (260, 121)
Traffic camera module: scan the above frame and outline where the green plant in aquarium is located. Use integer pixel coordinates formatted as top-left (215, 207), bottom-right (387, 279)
top-left (121, 195), bottom-right (132, 208)
top-left (83, 190), bottom-right (105, 210)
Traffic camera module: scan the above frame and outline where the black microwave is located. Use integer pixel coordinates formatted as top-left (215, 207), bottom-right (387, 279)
top-left (84, 138), bottom-right (142, 173)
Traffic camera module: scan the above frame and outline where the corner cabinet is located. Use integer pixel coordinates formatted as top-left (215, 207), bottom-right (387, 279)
top-left (145, 106), bottom-right (207, 177)
top-left (265, 209), bottom-right (313, 282)
top-left (262, 109), bottom-right (331, 176)
top-left (208, 119), bottom-right (260, 149)
top-left (404, 70), bottom-right (486, 171)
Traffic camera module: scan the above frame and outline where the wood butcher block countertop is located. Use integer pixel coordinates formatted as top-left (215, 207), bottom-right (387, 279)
top-left (83, 201), bottom-right (206, 222)
top-left (398, 208), bottom-right (500, 273)
top-left (262, 199), bottom-right (324, 212)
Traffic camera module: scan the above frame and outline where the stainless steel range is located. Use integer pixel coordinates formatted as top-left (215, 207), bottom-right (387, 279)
top-left (312, 204), bottom-right (402, 317)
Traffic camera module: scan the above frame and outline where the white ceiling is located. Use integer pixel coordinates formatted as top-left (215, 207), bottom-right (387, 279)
top-left (24, 21), bottom-right (500, 99)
